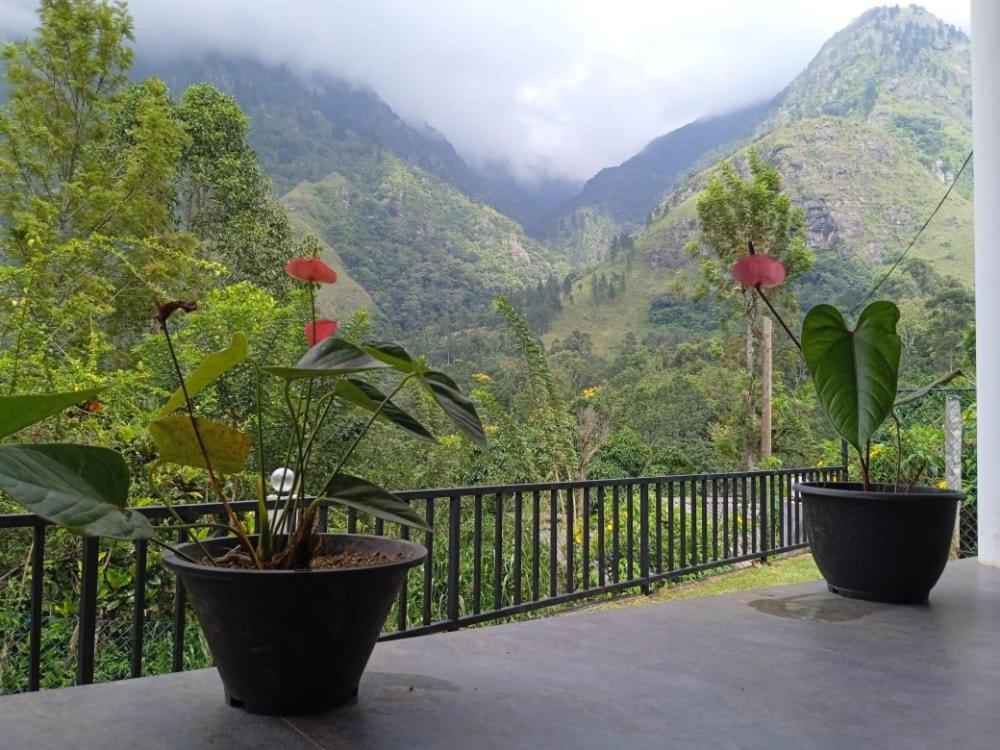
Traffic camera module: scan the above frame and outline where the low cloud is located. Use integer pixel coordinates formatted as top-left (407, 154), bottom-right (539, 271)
top-left (0, 0), bottom-right (970, 181)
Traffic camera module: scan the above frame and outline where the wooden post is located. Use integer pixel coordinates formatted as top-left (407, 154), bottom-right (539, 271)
top-left (761, 317), bottom-right (773, 460)
top-left (945, 395), bottom-right (962, 557)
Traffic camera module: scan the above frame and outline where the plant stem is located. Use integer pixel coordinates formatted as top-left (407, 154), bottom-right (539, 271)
top-left (157, 494), bottom-right (216, 566)
top-left (159, 319), bottom-right (262, 569)
top-left (310, 373), bottom-right (415, 511)
top-left (754, 287), bottom-right (803, 354)
top-left (892, 411), bottom-right (903, 493)
top-left (253, 365), bottom-right (272, 561)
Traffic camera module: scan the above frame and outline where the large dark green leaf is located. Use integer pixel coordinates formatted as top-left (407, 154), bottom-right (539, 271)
top-left (156, 333), bottom-right (248, 418)
top-left (361, 342), bottom-right (422, 373)
top-left (0, 387), bottom-right (105, 439)
top-left (264, 338), bottom-right (390, 381)
top-left (334, 379), bottom-right (435, 442)
top-left (802, 301), bottom-right (901, 452)
top-left (419, 370), bottom-right (488, 450)
top-left (321, 473), bottom-right (431, 532)
top-left (150, 415), bottom-right (252, 474)
top-left (0, 444), bottom-right (152, 539)
top-left (894, 370), bottom-right (962, 407)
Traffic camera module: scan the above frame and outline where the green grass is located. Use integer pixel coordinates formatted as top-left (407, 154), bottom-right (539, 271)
top-left (597, 553), bottom-right (821, 611)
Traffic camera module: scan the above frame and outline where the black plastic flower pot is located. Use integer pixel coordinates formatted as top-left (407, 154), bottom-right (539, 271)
top-left (794, 482), bottom-right (963, 604)
top-left (162, 533), bottom-right (426, 715)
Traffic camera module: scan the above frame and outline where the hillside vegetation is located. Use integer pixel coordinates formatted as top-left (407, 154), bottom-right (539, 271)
top-left (547, 5), bottom-right (973, 356)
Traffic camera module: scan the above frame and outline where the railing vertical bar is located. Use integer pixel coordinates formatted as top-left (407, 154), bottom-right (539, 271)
top-left (611, 484), bottom-right (620, 583)
top-left (514, 491), bottom-right (523, 605)
top-left (374, 517), bottom-right (385, 537)
top-left (397, 522), bottom-right (410, 632)
top-left (494, 493), bottom-right (504, 610)
top-left (130, 538), bottom-right (148, 679)
top-left (447, 495), bottom-right (461, 628)
top-left (711, 477), bottom-right (719, 561)
top-left (171, 529), bottom-right (187, 673)
top-left (741, 476), bottom-right (749, 556)
top-left (566, 488), bottom-right (575, 593)
top-left (422, 498), bottom-right (434, 626)
top-left (700, 477), bottom-right (709, 565)
top-left (28, 526), bottom-right (45, 691)
top-left (667, 481), bottom-right (675, 572)
top-left (654, 482), bottom-right (663, 574)
top-left (77, 537), bottom-right (99, 685)
top-left (626, 483), bottom-right (634, 581)
top-left (582, 486), bottom-right (590, 590)
top-left (318, 504), bottom-right (329, 532)
top-left (549, 488), bottom-right (558, 598)
top-left (722, 477), bottom-right (730, 559)
top-left (531, 490), bottom-right (541, 602)
top-left (680, 479), bottom-right (688, 567)
top-left (473, 494), bottom-right (483, 615)
top-left (639, 483), bottom-right (650, 594)
top-left (597, 486), bottom-right (606, 588)
top-left (347, 507), bottom-right (358, 534)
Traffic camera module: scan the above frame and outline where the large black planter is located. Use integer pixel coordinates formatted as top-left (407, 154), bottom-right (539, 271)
top-left (163, 533), bottom-right (426, 715)
top-left (795, 482), bottom-right (963, 604)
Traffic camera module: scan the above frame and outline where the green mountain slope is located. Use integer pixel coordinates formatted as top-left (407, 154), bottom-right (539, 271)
top-left (281, 150), bottom-right (564, 334)
top-left (139, 56), bottom-right (566, 334)
top-left (546, 5), bottom-right (972, 356)
top-left (545, 100), bottom-right (772, 263)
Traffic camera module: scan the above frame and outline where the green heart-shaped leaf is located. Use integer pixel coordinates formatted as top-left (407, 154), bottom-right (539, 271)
top-left (150, 415), bottom-right (252, 474)
top-left (0, 444), bottom-right (152, 539)
top-left (419, 370), bottom-right (488, 450)
top-left (334, 379), bottom-right (436, 442)
top-left (264, 338), bottom-right (390, 381)
top-left (0, 387), bottom-right (105, 439)
top-left (321, 473), bottom-right (431, 532)
top-left (155, 333), bottom-right (248, 418)
top-left (802, 301), bottom-right (901, 452)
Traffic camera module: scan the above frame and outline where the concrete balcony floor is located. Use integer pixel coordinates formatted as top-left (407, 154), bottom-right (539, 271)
top-left (1, 559), bottom-right (997, 749)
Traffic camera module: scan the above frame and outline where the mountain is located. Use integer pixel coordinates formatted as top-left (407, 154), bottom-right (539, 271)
top-left (139, 56), bottom-right (568, 333)
top-left (544, 4), bottom-right (973, 355)
top-left (545, 99), bottom-right (772, 262)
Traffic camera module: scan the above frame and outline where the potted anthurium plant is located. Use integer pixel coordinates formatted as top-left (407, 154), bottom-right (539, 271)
top-left (0, 251), bottom-right (487, 714)
top-left (733, 244), bottom-right (963, 604)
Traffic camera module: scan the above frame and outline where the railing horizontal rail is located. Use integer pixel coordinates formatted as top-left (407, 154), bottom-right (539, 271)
top-left (0, 465), bottom-right (844, 695)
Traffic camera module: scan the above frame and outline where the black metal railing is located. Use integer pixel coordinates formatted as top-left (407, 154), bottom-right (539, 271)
top-left (0, 465), bottom-right (844, 694)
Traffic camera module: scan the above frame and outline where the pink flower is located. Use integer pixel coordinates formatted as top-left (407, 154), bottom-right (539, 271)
top-left (733, 254), bottom-right (786, 288)
top-left (285, 256), bottom-right (338, 284)
top-left (304, 319), bottom-right (338, 346)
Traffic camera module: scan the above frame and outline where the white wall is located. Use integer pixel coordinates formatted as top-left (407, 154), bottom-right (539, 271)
top-left (973, 0), bottom-right (1000, 566)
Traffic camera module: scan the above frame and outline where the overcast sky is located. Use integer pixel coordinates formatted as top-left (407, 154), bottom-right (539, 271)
top-left (0, 1), bottom-right (970, 182)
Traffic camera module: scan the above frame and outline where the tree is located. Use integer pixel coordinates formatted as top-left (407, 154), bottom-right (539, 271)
top-left (685, 148), bottom-right (814, 468)
top-left (174, 83), bottom-right (292, 292)
top-left (0, 0), bottom-right (294, 393)
top-left (0, 0), bottom-right (205, 390)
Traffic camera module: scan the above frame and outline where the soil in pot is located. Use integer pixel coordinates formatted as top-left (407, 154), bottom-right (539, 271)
top-left (796, 482), bottom-right (962, 604)
top-left (163, 533), bottom-right (426, 715)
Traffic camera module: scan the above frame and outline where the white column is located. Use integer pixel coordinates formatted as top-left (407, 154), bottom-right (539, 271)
top-left (973, 0), bottom-right (1000, 566)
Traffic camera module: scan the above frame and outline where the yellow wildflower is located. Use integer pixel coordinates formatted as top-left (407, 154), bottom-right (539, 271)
top-left (484, 424), bottom-right (499, 435)
top-left (581, 386), bottom-right (601, 401)
top-left (471, 372), bottom-right (492, 384)
top-left (936, 480), bottom-right (949, 490)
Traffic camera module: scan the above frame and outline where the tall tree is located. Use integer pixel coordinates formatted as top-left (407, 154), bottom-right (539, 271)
top-left (685, 148), bottom-right (813, 467)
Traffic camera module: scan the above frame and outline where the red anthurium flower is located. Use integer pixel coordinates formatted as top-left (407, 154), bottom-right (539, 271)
top-left (285, 256), bottom-right (338, 284)
top-left (304, 319), bottom-right (338, 346)
top-left (733, 254), bottom-right (786, 288)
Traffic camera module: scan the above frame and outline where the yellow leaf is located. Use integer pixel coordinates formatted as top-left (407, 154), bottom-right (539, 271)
top-left (150, 415), bottom-right (251, 475)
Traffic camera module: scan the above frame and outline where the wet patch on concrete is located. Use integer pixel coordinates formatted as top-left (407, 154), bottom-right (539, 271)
top-left (748, 593), bottom-right (887, 623)
top-left (363, 672), bottom-right (460, 692)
